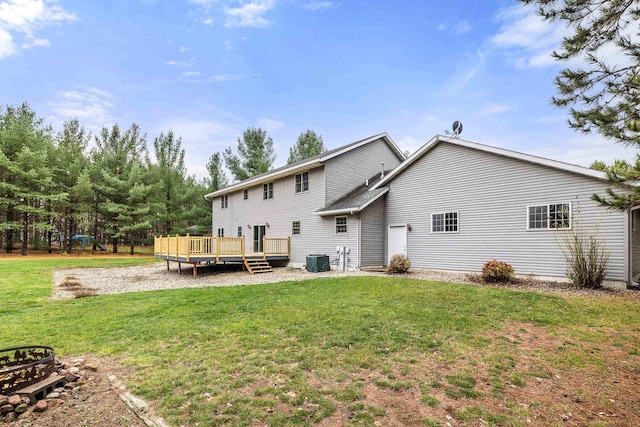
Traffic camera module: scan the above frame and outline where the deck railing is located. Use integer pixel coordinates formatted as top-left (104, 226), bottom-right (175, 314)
top-left (154, 235), bottom-right (290, 261)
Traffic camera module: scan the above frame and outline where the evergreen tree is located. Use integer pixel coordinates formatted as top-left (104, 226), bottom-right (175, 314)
top-left (523, 0), bottom-right (640, 209)
top-left (150, 130), bottom-right (189, 235)
top-left (53, 118), bottom-right (92, 253)
top-left (287, 129), bottom-right (325, 164)
top-left (205, 152), bottom-right (228, 193)
top-left (223, 127), bottom-right (275, 182)
top-left (0, 103), bottom-right (58, 254)
top-left (91, 123), bottom-right (148, 253)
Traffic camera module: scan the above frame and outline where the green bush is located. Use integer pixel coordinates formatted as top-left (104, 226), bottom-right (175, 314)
top-left (388, 254), bottom-right (411, 274)
top-left (481, 259), bottom-right (514, 283)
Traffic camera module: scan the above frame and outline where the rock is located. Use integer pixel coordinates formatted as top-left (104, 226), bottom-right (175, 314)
top-left (46, 392), bottom-right (60, 399)
top-left (82, 363), bottom-right (98, 371)
top-left (0, 397), bottom-right (7, 407)
top-left (107, 375), bottom-right (117, 383)
top-left (71, 358), bottom-right (85, 366)
top-left (17, 410), bottom-right (32, 420)
top-left (33, 400), bottom-right (48, 412)
top-left (3, 412), bottom-right (16, 423)
top-left (69, 367), bottom-right (80, 374)
top-left (54, 387), bottom-right (65, 393)
top-left (47, 399), bottom-right (65, 409)
top-left (14, 403), bottom-right (28, 414)
top-left (0, 404), bottom-right (13, 415)
top-left (60, 392), bottom-right (69, 398)
top-left (8, 395), bottom-right (21, 406)
top-left (66, 372), bottom-right (80, 382)
top-left (64, 382), bottom-right (76, 390)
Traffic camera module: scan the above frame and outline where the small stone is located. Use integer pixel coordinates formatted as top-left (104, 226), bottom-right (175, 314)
top-left (0, 404), bottom-right (13, 414)
top-left (47, 399), bottom-right (65, 409)
top-left (0, 397), bottom-right (7, 407)
top-left (64, 382), bottom-right (75, 390)
top-left (14, 403), bottom-right (28, 414)
top-left (33, 400), bottom-right (48, 412)
top-left (66, 372), bottom-right (80, 382)
top-left (8, 395), bottom-right (21, 406)
top-left (71, 358), bottom-right (85, 366)
top-left (82, 363), bottom-right (98, 371)
top-left (46, 392), bottom-right (60, 399)
top-left (107, 375), bottom-right (117, 383)
top-left (73, 386), bottom-right (81, 393)
top-left (3, 412), bottom-right (16, 422)
top-left (69, 366), bottom-right (80, 374)
top-left (54, 387), bottom-right (65, 393)
top-left (59, 392), bottom-right (69, 398)
top-left (561, 412), bottom-right (572, 421)
top-left (17, 410), bottom-right (32, 420)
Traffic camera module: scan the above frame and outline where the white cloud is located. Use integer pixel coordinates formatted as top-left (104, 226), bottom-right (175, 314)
top-left (258, 117), bottom-right (284, 132)
top-left (224, 0), bottom-right (274, 28)
top-left (437, 23), bottom-right (447, 31)
top-left (179, 45), bottom-right (188, 53)
top-left (304, 1), bottom-right (334, 11)
top-left (478, 103), bottom-right (514, 116)
top-left (438, 49), bottom-right (485, 95)
top-left (453, 21), bottom-right (471, 34)
top-left (202, 16), bottom-right (214, 25)
top-left (182, 71), bottom-right (201, 77)
top-left (48, 86), bottom-right (117, 131)
top-left (491, 5), bottom-right (568, 69)
top-left (0, 0), bottom-right (76, 59)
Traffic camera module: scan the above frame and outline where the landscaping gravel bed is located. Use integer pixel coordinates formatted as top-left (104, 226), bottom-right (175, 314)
top-left (52, 262), bottom-right (638, 299)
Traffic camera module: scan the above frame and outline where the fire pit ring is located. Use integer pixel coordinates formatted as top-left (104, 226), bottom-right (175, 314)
top-left (0, 346), bottom-right (55, 395)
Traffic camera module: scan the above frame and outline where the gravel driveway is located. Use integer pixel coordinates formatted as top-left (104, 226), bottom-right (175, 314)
top-left (52, 261), bottom-right (637, 299)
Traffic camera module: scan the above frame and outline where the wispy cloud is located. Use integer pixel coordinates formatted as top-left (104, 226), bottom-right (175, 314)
top-left (437, 20), bottom-right (471, 35)
top-left (258, 117), bottom-right (284, 132)
top-left (438, 49), bottom-right (485, 96)
top-left (477, 103), bottom-right (514, 116)
top-left (224, 0), bottom-right (274, 28)
top-left (48, 86), bottom-right (117, 131)
top-left (303, 1), bottom-right (335, 11)
top-left (0, 0), bottom-right (77, 59)
top-left (491, 5), bottom-right (568, 68)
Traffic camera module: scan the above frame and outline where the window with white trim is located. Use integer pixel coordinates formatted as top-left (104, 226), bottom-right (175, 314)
top-left (431, 212), bottom-right (458, 233)
top-left (335, 216), bottom-right (347, 234)
top-left (527, 203), bottom-right (571, 230)
top-left (263, 182), bottom-right (273, 200)
top-left (217, 228), bottom-right (224, 237)
top-left (237, 226), bottom-right (242, 237)
top-left (295, 172), bottom-right (309, 193)
top-left (221, 195), bottom-right (228, 209)
top-left (292, 220), bottom-right (301, 235)
top-left (243, 189), bottom-right (248, 200)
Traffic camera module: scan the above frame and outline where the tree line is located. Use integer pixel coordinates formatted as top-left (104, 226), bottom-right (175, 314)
top-left (0, 102), bottom-right (325, 254)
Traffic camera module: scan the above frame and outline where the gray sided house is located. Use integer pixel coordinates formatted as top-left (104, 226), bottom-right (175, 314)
top-left (206, 133), bottom-right (637, 289)
top-left (204, 133), bottom-right (406, 271)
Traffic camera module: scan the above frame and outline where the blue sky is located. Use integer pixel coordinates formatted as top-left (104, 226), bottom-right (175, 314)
top-left (1, 0), bottom-right (637, 179)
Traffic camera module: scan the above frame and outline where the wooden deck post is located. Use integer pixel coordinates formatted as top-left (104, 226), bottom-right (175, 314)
top-left (186, 233), bottom-right (191, 262)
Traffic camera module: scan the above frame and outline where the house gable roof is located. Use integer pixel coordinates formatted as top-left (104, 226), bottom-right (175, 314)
top-left (204, 132), bottom-right (405, 200)
top-left (315, 170), bottom-right (391, 216)
top-left (370, 134), bottom-right (608, 191)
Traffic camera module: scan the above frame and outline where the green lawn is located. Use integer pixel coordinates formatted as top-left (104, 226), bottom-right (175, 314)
top-left (1, 258), bottom-right (639, 426)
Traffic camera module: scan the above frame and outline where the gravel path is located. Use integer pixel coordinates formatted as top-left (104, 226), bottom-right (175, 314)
top-left (52, 262), bottom-right (639, 299)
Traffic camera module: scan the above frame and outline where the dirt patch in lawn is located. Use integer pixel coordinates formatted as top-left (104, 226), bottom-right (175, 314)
top-left (4, 356), bottom-right (156, 427)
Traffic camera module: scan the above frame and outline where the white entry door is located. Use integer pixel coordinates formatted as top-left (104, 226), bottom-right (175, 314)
top-left (388, 225), bottom-right (407, 264)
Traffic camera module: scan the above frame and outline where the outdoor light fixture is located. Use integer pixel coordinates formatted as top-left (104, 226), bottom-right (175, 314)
top-left (266, 222), bottom-right (270, 228)
top-left (407, 224), bottom-right (412, 231)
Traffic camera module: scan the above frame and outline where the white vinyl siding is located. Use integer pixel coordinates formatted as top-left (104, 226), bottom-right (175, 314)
top-left (385, 141), bottom-right (626, 281)
top-left (431, 212), bottom-right (458, 233)
top-left (324, 137), bottom-right (403, 205)
top-left (360, 196), bottom-right (386, 267)
top-left (295, 172), bottom-right (309, 193)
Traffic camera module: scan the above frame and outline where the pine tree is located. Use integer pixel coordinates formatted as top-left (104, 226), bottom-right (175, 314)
top-left (205, 152), bottom-right (228, 193)
top-left (287, 129), bottom-right (325, 164)
top-left (523, 0), bottom-right (640, 209)
top-left (223, 127), bottom-right (275, 182)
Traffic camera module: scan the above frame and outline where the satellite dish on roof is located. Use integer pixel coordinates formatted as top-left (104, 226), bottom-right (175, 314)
top-left (452, 121), bottom-right (463, 137)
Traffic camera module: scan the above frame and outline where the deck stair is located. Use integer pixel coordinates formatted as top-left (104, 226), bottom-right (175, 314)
top-left (244, 255), bottom-right (273, 274)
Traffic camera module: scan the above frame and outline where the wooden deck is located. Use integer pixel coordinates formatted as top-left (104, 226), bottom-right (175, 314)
top-left (154, 235), bottom-right (290, 277)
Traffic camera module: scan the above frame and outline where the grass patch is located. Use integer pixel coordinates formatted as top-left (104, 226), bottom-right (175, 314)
top-left (1, 258), bottom-right (639, 425)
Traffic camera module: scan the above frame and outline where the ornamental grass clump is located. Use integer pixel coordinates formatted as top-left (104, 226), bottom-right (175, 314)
top-left (388, 254), bottom-right (411, 274)
top-left (562, 228), bottom-right (609, 289)
top-left (481, 259), bottom-right (515, 283)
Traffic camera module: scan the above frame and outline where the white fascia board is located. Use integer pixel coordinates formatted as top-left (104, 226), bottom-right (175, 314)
top-left (370, 135), bottom-right (607, 191)
top-left (204, 161), bottom-right (323, 200)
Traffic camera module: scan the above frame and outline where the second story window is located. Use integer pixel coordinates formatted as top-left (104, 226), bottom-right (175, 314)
top-left (221, 195), bottom-right (228, 209)
top-left (295, 172), bottom-right (309, 193)
top-left (243, 189), bottom-right (248, 200)
top-left (263, 182), bottom-right (273, 200)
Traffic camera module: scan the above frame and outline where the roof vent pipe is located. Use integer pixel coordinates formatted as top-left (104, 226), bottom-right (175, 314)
top-left (380, 162), bottom-right (385, 178)
top-left (365, 179), bottom-right (369, 187)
